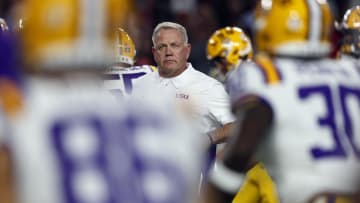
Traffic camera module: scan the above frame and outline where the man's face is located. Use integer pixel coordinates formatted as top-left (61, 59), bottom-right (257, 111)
top-left (152, 28), bottom-right (191, 78)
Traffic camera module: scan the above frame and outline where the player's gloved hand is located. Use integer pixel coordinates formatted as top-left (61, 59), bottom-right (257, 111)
top-left (232, 162), bottom-right (279, 203)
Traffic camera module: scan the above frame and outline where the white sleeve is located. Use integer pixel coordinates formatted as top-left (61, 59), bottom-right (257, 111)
top-left (131, 74), bottom-right (152, 98)
top-left (207, 82), bottom-right (236, 125)
top-left (131, 71), bottom-right (159, 93)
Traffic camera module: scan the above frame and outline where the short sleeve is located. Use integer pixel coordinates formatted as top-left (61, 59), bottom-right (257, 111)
top-left (207, 82), bottom-right (236, 125)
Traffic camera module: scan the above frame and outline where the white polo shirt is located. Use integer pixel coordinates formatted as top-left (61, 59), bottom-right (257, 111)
top-left (132, 63), bottom-right (235, 136)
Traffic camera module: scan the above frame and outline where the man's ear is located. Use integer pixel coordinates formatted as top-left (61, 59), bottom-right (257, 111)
top-left (186, 43), bottom-right (191, 59)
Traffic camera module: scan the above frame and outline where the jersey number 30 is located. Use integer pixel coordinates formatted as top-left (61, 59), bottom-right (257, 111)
top-left (299, 85), bottom-right (360, 159)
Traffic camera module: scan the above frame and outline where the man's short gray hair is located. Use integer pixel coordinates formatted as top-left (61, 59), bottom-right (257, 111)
top-left (152, 22), bottom-right (189, 46)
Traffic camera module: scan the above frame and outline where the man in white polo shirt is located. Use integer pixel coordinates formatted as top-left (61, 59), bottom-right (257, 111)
top-left (132, 21), bottom-right (235, 181)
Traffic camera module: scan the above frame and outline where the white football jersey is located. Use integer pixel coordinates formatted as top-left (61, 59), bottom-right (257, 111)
top-left (226, 56), bottom-right (360, 203)
top-left (103, 65), bottom-right (156, 99)
top-left (7, 75), bottom-right (203, 203)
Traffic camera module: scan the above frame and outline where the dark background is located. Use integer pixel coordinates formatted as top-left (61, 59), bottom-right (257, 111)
top-left (1, 0), bottom-right (358, 74)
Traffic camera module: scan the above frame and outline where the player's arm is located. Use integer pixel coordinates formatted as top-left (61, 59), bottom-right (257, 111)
top-left (204, 95), bottom-right (274, 203)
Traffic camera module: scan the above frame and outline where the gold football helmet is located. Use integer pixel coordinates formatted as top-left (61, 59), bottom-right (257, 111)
top-left (20, 0), bottom-right (130, 71)
top-left (115, 28), bottom-right (136, 66)
top-left (0, 18), bottom-right (9, 32)
top-left (207, 26), bottom-right (253, 73)
top-left (254, 0), bottom-right (333, 57)
top-left (335, 6), bottom-right (360, 58)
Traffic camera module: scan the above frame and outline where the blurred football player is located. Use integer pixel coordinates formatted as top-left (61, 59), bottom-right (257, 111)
top-left (0, 16), bottom-right (23, 203)
top-left (103, 28), bottom-right (156, 99)
top-left (204, 1), bottom-right (360, 203)
top-left (335, 5), bottom-right (360, 59)
top-left (206, 26), bottom-right (279, 203)
top-left (0, 1), bottom-right (204, 203)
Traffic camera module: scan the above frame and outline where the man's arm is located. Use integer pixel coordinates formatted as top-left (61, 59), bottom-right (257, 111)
top-left (204, 96), bottom-right (274, 203)
top-left (207, 122), bottom-right (235, 145)
top-left (206, 81), bottom-right (237, 146)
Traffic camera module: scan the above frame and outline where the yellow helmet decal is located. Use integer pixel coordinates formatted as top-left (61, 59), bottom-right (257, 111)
top-left (340, 6), bottom-right (360, 29)
top-left (115, 28), bottom-right (136, 66)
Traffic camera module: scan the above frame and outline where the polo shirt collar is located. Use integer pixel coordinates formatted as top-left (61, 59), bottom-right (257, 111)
top-left (158, 63), bottom-right (195, 89)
